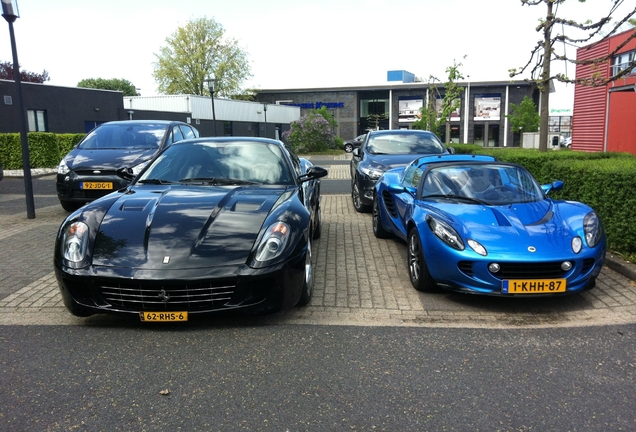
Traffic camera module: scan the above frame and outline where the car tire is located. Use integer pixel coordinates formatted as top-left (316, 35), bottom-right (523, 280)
top-left (372, 196), bottom-right (391, 239)
top-left (313, 206), bottom-right (322, 239)
top-left (344, 143), bottom-right (353, 153)
top-left (60, 200), bottom-right (83, 212)
top-left (297, 238), bottom-right (314, 306)
top-left (407, 227), bottom-right (437, 292)
top-left (351, 178), bottom-right (371, 213)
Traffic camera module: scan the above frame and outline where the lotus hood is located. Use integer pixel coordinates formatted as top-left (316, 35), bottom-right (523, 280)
top-left (92, 185), bottom-right (288, 269)
top-left (431, 199), bottom-right (588, 258)
top-left (65, 148), bottom-right (157, 170)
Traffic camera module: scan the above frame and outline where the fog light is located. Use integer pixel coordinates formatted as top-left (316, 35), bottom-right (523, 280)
top-left (488, 263), bottom-right (500, 273)
top-left (561, 261), bottom-right (573, 271)
top-left (364, 190), bottom-right (374, 200)
top-left (65, 176), bottom-right (70, 182)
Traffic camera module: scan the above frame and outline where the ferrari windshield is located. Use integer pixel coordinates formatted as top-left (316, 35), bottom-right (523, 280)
top-left (138, 141), bottom-right (294, 185)
top-left (78, 123), bottom-right (166, 150)
top-left (367, 133), bottom-right (446, 155)
top-left (419, 163), bottom-right (545, 205)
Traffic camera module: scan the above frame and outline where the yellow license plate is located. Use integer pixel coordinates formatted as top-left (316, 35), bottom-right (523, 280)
top-left (139, 312), bottom-right (188, 322)
top-left (81, 182), bottom-right (113, 190)
top-left (502, 279), bottom-right (567, 294)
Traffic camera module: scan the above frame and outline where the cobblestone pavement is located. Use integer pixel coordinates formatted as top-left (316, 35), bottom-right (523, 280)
top-left (1, 187), bottom-right (635, 328)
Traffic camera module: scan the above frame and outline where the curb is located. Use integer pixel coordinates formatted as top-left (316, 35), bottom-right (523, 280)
top-left (3, 168), bottom-right (57, 179)
top-left (605, 254), bottom-right (636, 283)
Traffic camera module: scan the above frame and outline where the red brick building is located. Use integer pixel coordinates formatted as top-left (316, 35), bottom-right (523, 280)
top-left (573, 29), bottom-right (636, 154)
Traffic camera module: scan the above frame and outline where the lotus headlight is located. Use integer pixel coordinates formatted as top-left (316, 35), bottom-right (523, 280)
top-left (360, 166), bottom-right (384, 180)
top-left (58, 159), bottom-right (70, 175)
top-left (61, 221), bottom-right (89, 263)
top-left (255, 222), bottom-right (290, 262)
top-left (131, 160), bottom-right (149, 176)
top-left (583, 211), bottom-right (602, 248)
top-left (426, 215), bottom-right (465, 251)
top-left (467, 239), bottom-right (487, 256)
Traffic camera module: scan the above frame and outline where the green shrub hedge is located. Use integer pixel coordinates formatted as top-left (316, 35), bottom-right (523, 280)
top-left (0, 132), bottom-right (85, 170)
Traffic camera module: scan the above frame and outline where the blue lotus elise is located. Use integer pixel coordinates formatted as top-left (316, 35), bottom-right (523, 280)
top-left (373, 154), bottom-right (606, 296)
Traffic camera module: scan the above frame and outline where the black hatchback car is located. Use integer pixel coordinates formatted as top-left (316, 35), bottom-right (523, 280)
top-left (350, 130), bottom-right (450, 212)
top-left (56, 120), bottom-right (199, 211)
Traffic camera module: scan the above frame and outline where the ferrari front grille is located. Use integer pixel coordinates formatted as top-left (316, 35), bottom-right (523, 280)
top-left (98, 281), bottom-right (236, 312)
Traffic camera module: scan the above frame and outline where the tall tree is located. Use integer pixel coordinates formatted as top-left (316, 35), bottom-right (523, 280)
top-left (510, 0), bottom-right (636, 151)
top-left (153, 17), bottom-right (252, 97)
top-left (0, 61), bottom-right (49, 83)
top-left (508, 96), bottom-right (541, 134)
top-left (77, 78), bottom-right (140, 96)
top-left (412, 59), bottom-right (464, 142)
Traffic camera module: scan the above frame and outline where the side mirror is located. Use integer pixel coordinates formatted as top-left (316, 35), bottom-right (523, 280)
top-left (446, 147), bottom-right (456, 154)
top-left (116, 167), bottom-right (135, 181)
top-left (541, 180), bottom-right (564, 194)
top-left (298, 166), bottom-right (328, 183)
top-left (352, 148), bottom-right (361, 158)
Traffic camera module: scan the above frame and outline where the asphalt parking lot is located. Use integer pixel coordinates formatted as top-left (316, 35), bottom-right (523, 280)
top-left (1, 157), bottom-right (636, 328)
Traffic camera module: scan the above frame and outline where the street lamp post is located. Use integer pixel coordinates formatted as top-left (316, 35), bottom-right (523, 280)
top-left (2, 0), bottom-right (35, 219)
top-left (263, 102), bottom-right (268, 138)
top-left (204, 78), bottom-right (217, 136)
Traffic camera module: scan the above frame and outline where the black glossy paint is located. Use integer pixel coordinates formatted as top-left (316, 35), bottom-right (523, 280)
top-left (54, 137), bottom-right (326, 317)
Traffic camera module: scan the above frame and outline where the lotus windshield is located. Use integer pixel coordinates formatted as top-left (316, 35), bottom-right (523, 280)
top-left (138, 141), bottom-right (295, 185)
top-left (420, 163), bottom-right (545, 205)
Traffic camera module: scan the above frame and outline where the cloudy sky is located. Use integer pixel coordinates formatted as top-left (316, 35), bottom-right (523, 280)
top-left (1, 0), bottom-right (633, 108)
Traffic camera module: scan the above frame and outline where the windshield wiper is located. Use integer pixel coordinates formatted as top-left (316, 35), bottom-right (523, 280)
top-left (137, 179), bottom-right (174, 185)
top-left (179, 177), bottom-right (258, 185)
top-left (423, 194), bottom-right (490, 205)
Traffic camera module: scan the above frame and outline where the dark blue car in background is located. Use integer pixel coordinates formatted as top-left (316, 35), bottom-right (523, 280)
top-left (350, 129), bottom-right (450, 212)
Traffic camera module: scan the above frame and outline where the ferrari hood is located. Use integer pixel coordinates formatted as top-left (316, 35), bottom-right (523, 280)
top-left (65, 148), bottom-right (156, 170)
top-left (92, 185), bottom-right (288, 269)
top-left (432, 200), bottom-right (582, 257)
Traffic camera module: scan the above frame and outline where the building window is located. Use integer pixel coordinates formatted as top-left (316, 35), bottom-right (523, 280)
top-left (27, 109), bottom-right (47, 131)
top-left (549, 116), bottom-right (572, 135)
top-left (611, 50), bottom-right (635, 77)
top-left (223, 121), bottom-right (232, 136)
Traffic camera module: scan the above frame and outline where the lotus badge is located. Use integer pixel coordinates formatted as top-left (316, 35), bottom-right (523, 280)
top-left (528, 246), bottom-right (536, 252)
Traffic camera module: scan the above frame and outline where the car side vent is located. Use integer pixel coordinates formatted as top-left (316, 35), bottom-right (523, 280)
top-left (581, 258), bottom-right (595, 275)
top-left (382, 190), bottom-right (398, 218)
top-left (458, 261), bottom-right (474, 276)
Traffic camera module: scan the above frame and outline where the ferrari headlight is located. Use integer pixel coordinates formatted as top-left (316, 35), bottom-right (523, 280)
top-left (131, 160), bottom-right (149, 176)
top-left (255, 222), bottom-right (290, 262)
top-left (61, 221), bottom-right (89, 262)
top-left (583, 211), bottom-right (602, 248)
top-left (58, 159), bottom-right (70, 175)
top-left (426, 215), bottom-right (465, 251)
top-left (360, 166), bottom-right (384, 180)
